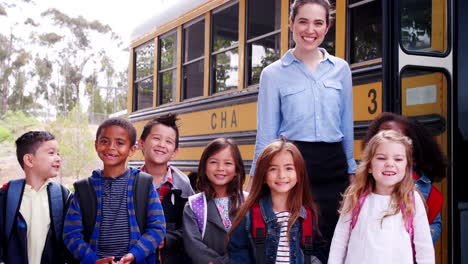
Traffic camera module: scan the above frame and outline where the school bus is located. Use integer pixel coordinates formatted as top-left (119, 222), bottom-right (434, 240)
top-left (127, 0), bottom-right (467, 263)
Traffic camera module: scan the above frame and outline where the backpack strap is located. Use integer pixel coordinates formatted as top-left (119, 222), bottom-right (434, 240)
top-left (302, 207), bottom-right (314, 260)
top-left (350, 191), bottom-right (369, 231)
top-left (401, 191), bottom-right (417, 263)
top-left (134, 171), bottom-right (153, 233)
top-left (48, 182), bottom-right (65, 244)
top-left (251, 202), bottom-right (267, 264)
top-left (5, 179), bottom-right (25, 240)
top-left (188, 192), bottom-right (207, 239)
top-left (426, 184), bottom-right (443, 224)
top-left (73, 177), bottom-right (96, 242)
top-left (251, 203), bottom-right (316, 264)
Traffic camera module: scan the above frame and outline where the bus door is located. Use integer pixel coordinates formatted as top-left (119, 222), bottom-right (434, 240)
top-left (393, 0), bottom-right (453, 263)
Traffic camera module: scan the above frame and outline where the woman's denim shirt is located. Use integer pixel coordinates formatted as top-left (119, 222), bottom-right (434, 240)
top-left (228, 194), bottom-right (326, 264)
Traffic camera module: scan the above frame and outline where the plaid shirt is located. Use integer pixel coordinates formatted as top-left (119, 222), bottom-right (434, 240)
top-left (141, 165), bottom-right (174, 202)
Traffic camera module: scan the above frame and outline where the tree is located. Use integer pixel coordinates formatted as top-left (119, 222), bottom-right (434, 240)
top-left (0, 5), bottom-right (6, 16)
top-left (46, 104), bottom-right (97, 180)
top-left (1, 2), bottom-right (126, 119)
top-left (40, 8), bottom-right (117, 113)
top-left (0, 32), bottom-right (14, 115)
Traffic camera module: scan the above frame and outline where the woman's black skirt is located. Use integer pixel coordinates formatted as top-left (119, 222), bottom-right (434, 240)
top-left (294, 141), bottom-right (350, 244)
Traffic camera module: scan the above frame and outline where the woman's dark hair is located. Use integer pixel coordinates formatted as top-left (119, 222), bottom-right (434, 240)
top-left (362, 112), bottom-right (447, 182)
top-left (290, 0), bottom-right (334, 26)
top-left (196, 138), bottom-right (246, 217)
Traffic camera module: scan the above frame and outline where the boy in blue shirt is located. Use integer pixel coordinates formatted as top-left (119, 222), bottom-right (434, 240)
top-left (63, 118), bottom-right (166, 264)
top-left (0, 131), bottom-right (73, 264)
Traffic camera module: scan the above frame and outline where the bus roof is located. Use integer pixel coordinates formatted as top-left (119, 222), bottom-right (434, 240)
top-left (131, 0), bottom-right (210, 43)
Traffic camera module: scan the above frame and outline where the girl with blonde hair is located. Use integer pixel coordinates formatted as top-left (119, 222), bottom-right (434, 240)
top-left (328, 130), bottom-right (434, 264)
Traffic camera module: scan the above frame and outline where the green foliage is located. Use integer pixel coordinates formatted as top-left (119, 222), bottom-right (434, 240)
top-left (160, 34), bottom-right (175, 69)
top-left (0, 126), bottom-right (13, 142)
top-left (46, 104), bottom-right (97, 180)
top-left (0, 110), bottom-right (41, 139)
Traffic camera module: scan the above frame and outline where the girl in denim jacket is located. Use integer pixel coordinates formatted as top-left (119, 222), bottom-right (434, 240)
top-left (228, 139), bottom-right (326, 264)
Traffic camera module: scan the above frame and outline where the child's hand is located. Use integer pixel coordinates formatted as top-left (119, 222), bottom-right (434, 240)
top-left (158, 239), bottom-right (165, 249)
top-left (118, 253), bottom-right (135, 264)
top-left (95, 257), bottom-right (116, 264)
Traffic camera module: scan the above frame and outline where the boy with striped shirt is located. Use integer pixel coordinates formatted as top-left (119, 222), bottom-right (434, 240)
top-left (63, 118), bottom-right (166, 264)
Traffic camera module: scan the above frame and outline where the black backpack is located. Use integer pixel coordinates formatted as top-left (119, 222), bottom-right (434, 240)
top-left (73, 171), bottom-right (153, 242)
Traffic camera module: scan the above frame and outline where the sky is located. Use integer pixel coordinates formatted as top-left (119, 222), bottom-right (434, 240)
top-left (34, 0), bottom-right (172, 43)
top-left (1, 0), bottom-right (179, 114)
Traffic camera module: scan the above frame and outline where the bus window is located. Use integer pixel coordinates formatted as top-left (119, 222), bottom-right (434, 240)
top-left (211, 2), bottom-right (239, 93)
top-left (159, 31), bottom-right (177, 105)
top-left (322, 21), bottom-right (335, 55)
top-left (133, 41), bottom-right (155, 111)
top-left (400, 0), bottom-right (448, 54)
top-left (401, 68), bottom-right (448, 129)
top-left (245, 0), bottom-right (281, 86)
top-left (349, 0), bottom-right (382, 64)
top-left (183, 18), bottom-right (205, 100)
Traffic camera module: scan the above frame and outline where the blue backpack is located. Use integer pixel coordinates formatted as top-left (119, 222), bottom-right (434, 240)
top-left (4, 179), bottom-right (69, 244)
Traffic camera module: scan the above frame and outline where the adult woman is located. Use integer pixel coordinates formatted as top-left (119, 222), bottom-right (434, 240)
top-left (250, 0), bottom-right (356, 244)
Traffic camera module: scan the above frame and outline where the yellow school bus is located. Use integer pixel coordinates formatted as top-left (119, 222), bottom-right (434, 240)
top-left (127, 0), bottom-right (466, 263)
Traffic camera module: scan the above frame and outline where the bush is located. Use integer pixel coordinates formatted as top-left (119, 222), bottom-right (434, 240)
top-left (0, 126), bottom-right (13, 143)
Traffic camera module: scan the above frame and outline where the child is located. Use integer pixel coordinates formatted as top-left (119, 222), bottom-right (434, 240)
top-left (182, 138), bottom-right (246, 264)
top-left (361, 112), bottom-right (447, 243)
top-left (63, 118), bottom-right (166, 264)
top-left (138, 113), bottom-right (194, 263)
top-left (0, 131), bottom-right (73, 264)
top-left (228, 139), bottom-right (326, 264)
top-left (328, 130), bottom-right (435, 264)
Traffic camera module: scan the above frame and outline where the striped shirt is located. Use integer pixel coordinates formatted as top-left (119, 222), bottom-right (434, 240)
top-left (63, 168), bottom-right (166, 264)
top-left (275, 211), bottom-right (290, 264)
top-left (97, 169), bottom-right (130, 259)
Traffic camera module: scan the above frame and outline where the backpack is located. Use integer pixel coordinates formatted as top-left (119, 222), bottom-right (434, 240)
top-left (73, 171), bottom-right (153, 242)
top-left (188, 192), bottom-right (208, 239)
top-left (188, 191), bottom-right (248, 239)
top-left (251, 202), bottom-right (319, 264)
top-left (412, 171), bottom-right (444, 224)
top-left (350, 191), bottom-right (416, 262)
top-left (4, 179), bottom-right (69, 244)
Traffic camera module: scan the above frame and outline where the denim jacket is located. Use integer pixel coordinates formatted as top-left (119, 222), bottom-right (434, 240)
top-left (228, 194), bottom-right (326, 264)
top-left (413, 169), bottom-right (442, 243)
